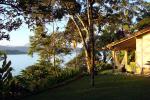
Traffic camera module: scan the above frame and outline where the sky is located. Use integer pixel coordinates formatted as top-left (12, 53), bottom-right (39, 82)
top-left (0, 0), bottom-right (150, 46)
top-left (0, 19), bottom-right (67, 46)
top-left (0, 23), bottom-right (33, 46)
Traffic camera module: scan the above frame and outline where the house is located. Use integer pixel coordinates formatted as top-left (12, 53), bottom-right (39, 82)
top-left (106, 27), bottom-right (150, 75)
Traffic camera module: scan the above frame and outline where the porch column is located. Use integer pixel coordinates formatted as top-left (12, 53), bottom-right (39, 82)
top-left (112, 50), bottom-right (117, 71)
top-left (124, 50), bottom-right (128, 68)
top-left (112, 50), bottom-right (121, 69)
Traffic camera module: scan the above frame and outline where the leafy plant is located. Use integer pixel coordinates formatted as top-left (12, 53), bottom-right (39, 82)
top-left (0, 54), bottom-right (13, 99)
top-left (28, 24), bottom-right (72, 67)
top-left (96, 62), bottom-right (113, 72)
top-left (129, 62), bottom-right (137, 74)
top-left (16, 64), bottom-right (80, 93)
top-left (136, 17), bottom-right (150, 30)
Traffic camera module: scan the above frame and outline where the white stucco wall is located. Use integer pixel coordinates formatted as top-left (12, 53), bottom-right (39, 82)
top-left (136, 33), bottom-right (150, 69)
top-left (142, 33), bottom-right (150, 68)
top-left (136, 37), bottom-right (143, 68)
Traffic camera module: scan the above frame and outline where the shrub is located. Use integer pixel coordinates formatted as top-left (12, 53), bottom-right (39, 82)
top-left (136, 17), bottom-right (150, 30)
top-left (15, 65), bottom-right (80, 94)
top-left (129, 62), bottom-right (137, 74)
top-left (96, 62), bottom-right (113, 71)
top-left (0, 54), bottom-right (13, 100)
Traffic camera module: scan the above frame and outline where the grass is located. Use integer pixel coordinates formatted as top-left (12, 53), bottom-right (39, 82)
top-left (23, 74), bottom-right (150, 100)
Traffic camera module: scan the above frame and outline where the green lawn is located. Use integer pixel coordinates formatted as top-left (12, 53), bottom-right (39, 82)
top-left (23, 74), bottom-right (150, 100)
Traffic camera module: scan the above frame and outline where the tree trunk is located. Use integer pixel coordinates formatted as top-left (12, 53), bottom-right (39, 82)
top-left (102, 51), bottom-right (107, 63)
top-left (70, 0), bottom-right (95, 87)
top-left (84, 47), bottom-right (92, 73)
top-left (87, 0), bottom-right (95, 87)
top-left (53, 21), bottom-right (56, 67)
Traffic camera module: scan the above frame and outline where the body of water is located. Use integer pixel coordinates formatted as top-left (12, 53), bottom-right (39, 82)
top-left (0, 52), bottom-right (77, 76)
top-left (7, 54), bottom-right (39, 76)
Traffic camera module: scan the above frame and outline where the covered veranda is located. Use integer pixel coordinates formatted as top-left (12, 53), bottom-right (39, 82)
top-left (105, 27), bottom-right (150, 74)
top-left (106, 35), bottom-right (138, 73)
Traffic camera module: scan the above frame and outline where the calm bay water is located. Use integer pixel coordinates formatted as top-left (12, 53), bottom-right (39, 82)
top-left (7, 54), bottom-right (39, 76)
top-left (1, 53), bottom-right (76, 76)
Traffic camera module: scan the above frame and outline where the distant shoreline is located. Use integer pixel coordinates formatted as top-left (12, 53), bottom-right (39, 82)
top-left (7, 53), bottom-right (28, 55)
top-left (0, 45), bottom-right (28, 55)
top-left (0, 50), bottom-right (27, 55)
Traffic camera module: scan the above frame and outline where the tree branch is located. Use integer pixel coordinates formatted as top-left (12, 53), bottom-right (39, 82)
top-left (70, 16), bottom-right (88, 50)
top-left (0, 1), bottom-right (22, 12)
top-left (76, 15), bottom-right (89, 35)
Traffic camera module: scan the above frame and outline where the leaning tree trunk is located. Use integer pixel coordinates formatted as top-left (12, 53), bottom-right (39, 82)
top-left (71, 16), bottom-right (92, 73)
top-left (70, 0), bottom-right (95, 87)
top-left (84, 46), bottom-right (92, 73)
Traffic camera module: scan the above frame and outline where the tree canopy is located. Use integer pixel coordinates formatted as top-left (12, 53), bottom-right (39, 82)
top-left (28, 23), bottom-right (72, 66)
top-left (0, 0), bottom-right (23, 40)
top-left (0, 0), bottom-right (149, 87)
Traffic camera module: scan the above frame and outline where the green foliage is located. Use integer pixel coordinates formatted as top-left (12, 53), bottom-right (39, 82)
top-left (128, 50), bottom-right (135, 64)
top-left (129, 62), bottom-right (137, 73)
top-left (96, 32), bottom-right (114, 49)
top-left (22, 74), bottom-right (150, 100)
top-left (96, 26), bottom-right (126, 63)
top-left (66, 51), bottom-right (87, 71)
top-left (18, 0), bottom-right (147, 77)
top-left (64, 19), bottom-right (82, 43)
top-left (0, 51), bottom-right (5, 59)
top-left (16, 64), bottom-right (80, 93)
top-left (96, 62), bottom-right (113, 71)
top-left (135, 2), bottom-right (150, 30)
top-left (118, 51), bottom-right (125, 63)
top-left (0, 0), bottom-right (22, 35)
top-left (136, 17), bottom-right (150, 30)
top-left (0, 54), bottom-right (13, 99)
top-left (28, 24), bottom-right (72, 66)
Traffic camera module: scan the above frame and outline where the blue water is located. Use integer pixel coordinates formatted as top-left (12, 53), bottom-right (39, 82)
top-left (0, 53), bottom-right (77, 76)
top-left (7, 54), bottom-right (39, 76)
